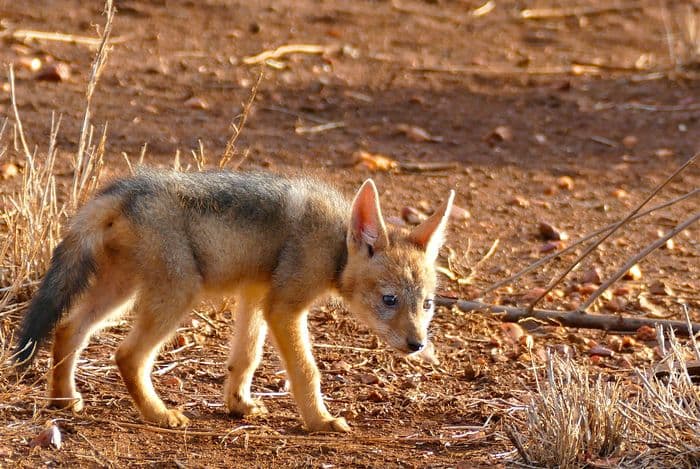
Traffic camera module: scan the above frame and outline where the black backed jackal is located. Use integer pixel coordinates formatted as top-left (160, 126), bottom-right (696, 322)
top-left (15, 169), bottom-right (454, 432)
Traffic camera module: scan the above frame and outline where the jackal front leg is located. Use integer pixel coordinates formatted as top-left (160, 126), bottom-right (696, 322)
top-left (266, 307), bottom-right (350, 433)
top-left (224, 294), bottom-right (268, 417)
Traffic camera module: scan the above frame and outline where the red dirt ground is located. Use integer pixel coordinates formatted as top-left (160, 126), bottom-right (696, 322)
top-left (1, 1), bottom-right (699, 467)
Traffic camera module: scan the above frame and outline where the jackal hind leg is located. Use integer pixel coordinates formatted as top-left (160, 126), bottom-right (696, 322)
top-left (115, 285), bottom-right (197, 428)
top-left (224, 288), bottom-right (268, 417)
top-left (50, 269), bottom-right (135, 412)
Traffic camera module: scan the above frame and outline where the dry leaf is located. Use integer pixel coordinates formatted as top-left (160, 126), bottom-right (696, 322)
top-left (500, 323), bottom-right (525, 345)
top-left (29, 423), bottom-right (61, 450)
top-left (354, 150), bottom-right (398, 172)
top-left (396, 123), bottom-right (443, 143)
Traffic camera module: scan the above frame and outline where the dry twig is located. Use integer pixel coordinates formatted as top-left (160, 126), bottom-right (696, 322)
top-left (219, 72), bottom-right (262, 169)
top-left (243, 44), bottom-right (334, 65)
top-left (579, 212), bottom-right (700, 311)
top-left (435, 297), bottom-right (700, 335)
top-left (480, 188), bottom-right (699, 296)
top-left (528, 152), bottom-right (698, 311)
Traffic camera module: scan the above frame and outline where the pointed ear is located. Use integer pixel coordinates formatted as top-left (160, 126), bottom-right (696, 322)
top-left (348, 179), bottom-right (389, 254)
top-left (408, 190), bottom-right (455, 262)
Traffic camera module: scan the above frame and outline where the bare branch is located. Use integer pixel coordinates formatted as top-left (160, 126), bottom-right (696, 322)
top-left (481, 188), bottom-right (700, 296)
top-left (579, 212), bottom-right (700, 311)
top-left (528, 152), bottom-right (698, 311)
top-left (435, 297), bottom-right (700, 336)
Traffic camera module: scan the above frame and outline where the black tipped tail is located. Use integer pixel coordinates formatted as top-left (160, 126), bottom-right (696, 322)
top-left (14, 236), bottom-right (96, 365)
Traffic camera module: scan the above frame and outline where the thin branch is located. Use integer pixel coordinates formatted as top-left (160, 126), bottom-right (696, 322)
top-left (8, 65), bottom-right (31, 160)
top-left (219, 72), bottom-right (262, 169)
top-left (481, 188), bottom-right (700, 296)
top-left (520, 3), bottom-right (643, 19)
top-left (72, 0), bottom-right (115, 209)
top-left (6, 28), bottom-right (128, 47)
top-left (528, 152), bottom-right (698, 311)
top-left (435, 297), bottom-right (700, 336)
top-left (243, 44), bottom-right (334, 65)
top-left (578, 212), bottom-right (700, 311)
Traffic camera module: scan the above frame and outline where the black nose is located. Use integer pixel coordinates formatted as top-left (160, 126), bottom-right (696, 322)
top-left (406, 339), bottom-right (424, 352)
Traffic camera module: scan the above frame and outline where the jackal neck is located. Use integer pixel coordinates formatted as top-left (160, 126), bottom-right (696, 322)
top-left (332, 241), bottom-right (348, 289)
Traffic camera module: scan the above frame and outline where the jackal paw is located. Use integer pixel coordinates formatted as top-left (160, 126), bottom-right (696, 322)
top-left (225, 394), bottom-right (268, 417)
top-left (147, 408), bottom-right (190, 428)
top-left (307, 416), bottom-right (351, 433)
top-left (49, 392), bottom-right (84, 412)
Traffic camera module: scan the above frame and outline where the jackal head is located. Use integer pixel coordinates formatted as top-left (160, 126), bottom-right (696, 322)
top-left (340, 180), bottom-right (454, 355)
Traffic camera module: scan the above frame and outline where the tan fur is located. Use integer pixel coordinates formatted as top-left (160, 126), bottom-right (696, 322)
top-left (35, 171), bottom-right (453, 433)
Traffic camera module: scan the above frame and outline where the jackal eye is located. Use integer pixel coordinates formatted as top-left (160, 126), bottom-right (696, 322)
top-left (423, 298), bottom-right (434, 310)
top-left (382, 295), bottom-right (398, 307)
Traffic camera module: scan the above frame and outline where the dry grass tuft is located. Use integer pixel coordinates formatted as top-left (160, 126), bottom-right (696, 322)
top-left (661, 1), bottom-right (700, 71)
top-left (508, 353), bottom-right (627, 468)
top-left (622, 322), bottom-right (700, 467)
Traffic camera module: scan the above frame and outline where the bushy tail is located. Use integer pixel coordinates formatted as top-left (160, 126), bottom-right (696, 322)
top-left (13, 232), bottom-right (97, 365)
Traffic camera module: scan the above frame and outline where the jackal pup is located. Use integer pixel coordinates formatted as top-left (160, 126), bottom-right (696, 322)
top-left (15, 169), bottom-right (454, 432)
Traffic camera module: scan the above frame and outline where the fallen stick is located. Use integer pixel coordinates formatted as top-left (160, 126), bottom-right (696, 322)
top-left (520, 3), bottom-right (642, 19)
top-left (435, 297), bottom-right (700, 336)
top-left (243, 44), bottom-right (334, 65)
top-left (6, 29), bottom-right (129, 47)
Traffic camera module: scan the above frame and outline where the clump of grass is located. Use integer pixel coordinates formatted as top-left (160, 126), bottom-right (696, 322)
top-left (508, 353), bottom-right (627, 468)
top-left (661, 1), bottom-right (700, 71)
top-left (0, 1), bottom-right (113, 345)
top-left (623, 323), bottom-right (700, 467)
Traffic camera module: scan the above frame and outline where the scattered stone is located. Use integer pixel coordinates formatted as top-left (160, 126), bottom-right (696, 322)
top-left (396, 123), bottom-right (443, 143)
top-left (184, 96), bottom-right (209, 110)
top-left (485, 125), bottom-right (513, 143)
top-left (35, 62), bottom-right (71, 82)
top-left (539, 241), bottom-right (560, 253)
top-left (623, 264), bottom-right (642, 281)
top-left (508, 195), bottom-right (530, 208)
top-left (358, 373), bottom-right (380, 385)
top-left (611, 188), bottom-right (629, 199)
top-left (649, 280), bottom-right (673, 296)
top-left (655, 148), bottom-right (674, 158)
top-left (556, 176), bottom-right (574, 190)
top-left (622, 135), bottom-right (638, 148)
top-left (582, 267), bottom-right (602, 285)
top-left (401, 206), bottom-right (427, 225)
top-left (538, 221), bottom-right (568, 241)
top-left (0, 162), bottom-right (19, 179)
top-left (588, 344), bottom-right (615, 357)
top-left (450, 205), bottom-right (470, 221)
